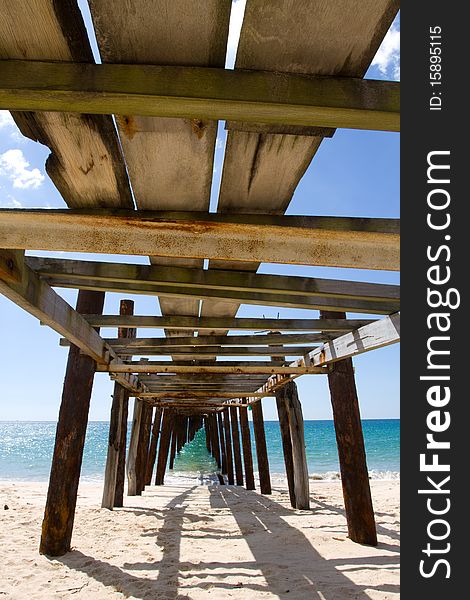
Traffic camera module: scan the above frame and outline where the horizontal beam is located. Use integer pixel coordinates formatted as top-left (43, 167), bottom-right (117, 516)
top-left (2, 209), bottom-right (399, 271)
top-left (82, 316), bottom-right (375, 331)
top-left (0, 250), bottom-right (144, 392)
top-left (0, 60), bottom-right (400, 132)
top-left (299, 312), bottom-right (401, 367)
top-left (99, 346), bottom-right (319, 357)
top-left (135, 392), bottom-right (270, 399)
top-left (101, 364), bottom-right (327, 375)
top-left (27, 258), bottom-right (399, 302)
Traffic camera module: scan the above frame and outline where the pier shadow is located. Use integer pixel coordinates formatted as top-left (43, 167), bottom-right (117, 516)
top-left (57, 484), bottom-right (399, 599)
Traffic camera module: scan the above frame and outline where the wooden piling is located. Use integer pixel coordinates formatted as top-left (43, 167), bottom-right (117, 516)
top-left (321, 310), bottom-right (377, 546)
top-left (217, 412), bottom-right (227, 474)
top-left (278, 381), bottom-right (310, 509)
top-left (239, 406), bottom-right (255, 491)
top-left (251, 400), bottom-right (271, 495)
top-left (114, 300), bottom-right (136, 507)
top-left (145, 407), bottom-right (162, 486)
top-left (204, 416), bottom-right (211, 453)
top-left (169, 423), bottom-right (177, 470)
top-left (135, 403), bottom-right (153, 493)
top-left (40, 290), bottom-right (105, 556)
top-left (127, 399), bottom-right (143, 495)
top-left (210, 413), bottom-right (221, 467)
top-left (155, 409), bottom-right (173, 485)
top-left (223, 408), bottom-right (234, 485)
top-left (275, 392), bottom-right (296, 508)
top-left (229, 407), bottom-right (243, 486)
top-left (102, 383), bottom-right (128, 509)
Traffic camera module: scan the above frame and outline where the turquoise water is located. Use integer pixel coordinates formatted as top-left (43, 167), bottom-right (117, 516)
top-left (0, 419), bottom-right (399, 482)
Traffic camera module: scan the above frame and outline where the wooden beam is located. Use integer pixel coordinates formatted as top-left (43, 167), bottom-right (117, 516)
top-left (222, 409), bottom-right (234, 485)
top-left (0, 60), bottom-right (400, 132)
top-left (239, 406), bottom-right (255, 491)
top-left (127, 399), bottom-right (144, 496)
top-left (103, 364), bottom-right (327, 375)
top-left (300, 312), bottom-right (400, 367)
top-left (145, 408), bottom-right (162, 487)
top-left (0, 250), bottom-right (143, 393)
top-left (28, 257), bottom-right (400, 302)
top-left (39, 290), bottom-right (105, 556)
top-left (320, 311), bottom-right (377, 545)
top-left (155, 409), bottom-right (173, 485)
top-left (105, 346), bottom-right (323, 358)
top-left (217, 413), bottom-right (227, 475)
top-left (2, 209), bottom-right (400, 271)
top-left (83, 315), bottom-right (375, 331)
top-left (251, 400), bottom-right (271, 495)
top-left (229, 407), bottom-right (243, 487)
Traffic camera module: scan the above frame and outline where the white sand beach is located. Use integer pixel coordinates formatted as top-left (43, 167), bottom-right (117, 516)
top-left (0, 480), bottom-right (399, 599)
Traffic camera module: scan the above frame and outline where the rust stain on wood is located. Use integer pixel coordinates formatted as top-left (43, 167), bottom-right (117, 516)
top-left (190, 119), bottom-right (207, 139)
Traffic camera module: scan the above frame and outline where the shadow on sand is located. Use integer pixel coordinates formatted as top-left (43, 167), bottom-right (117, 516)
top-left (57, 484), bottom-right (399, 599)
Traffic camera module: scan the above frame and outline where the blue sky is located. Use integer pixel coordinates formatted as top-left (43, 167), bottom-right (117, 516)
top-left (0, 4), bottom-right (400, 421)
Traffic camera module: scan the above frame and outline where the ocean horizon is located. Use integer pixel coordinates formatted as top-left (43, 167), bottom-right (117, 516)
top-left (0, 419), bottom-right (399, 483)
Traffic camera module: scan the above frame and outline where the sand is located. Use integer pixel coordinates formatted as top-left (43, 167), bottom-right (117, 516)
top-left (0, 480), bottom-right (399, 599)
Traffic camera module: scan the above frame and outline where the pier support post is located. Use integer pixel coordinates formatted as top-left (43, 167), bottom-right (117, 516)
top-left (102, 299), bottom-right (135, 509)
top-left (277, 381), bottom-right (310, 509)
top-left (217, 412), bottom-right (227, 475)
top-left (320, 310), bottom-right (377, 546)
top-left (210, 413), bottom-right (221, 468)
top-left (239, 406), bottom-right (255, 490)
top-left (155, 409), bottom-right (174, 485)
top-left (223, 408), bottom-right (234, 485)
top-left (229, 407), bottom-right (243, 486)
top-left (251, 399), bottom-right (271, 494)
top-left (169, 422), bottom-right (177, 470)
top-left (275, 391), bottom-right (296, 508)
top-left (40, 290), bottom-right (105, 556)
top-left (127, 399), bottom-right (144, 495)
top-left (135, 403), bottom-right (153, 493)
top-left (145, 408), bottom-right (162, 486)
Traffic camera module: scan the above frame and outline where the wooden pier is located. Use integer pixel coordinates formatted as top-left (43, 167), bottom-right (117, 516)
top-left (0, 0), bottom-right (400, 556)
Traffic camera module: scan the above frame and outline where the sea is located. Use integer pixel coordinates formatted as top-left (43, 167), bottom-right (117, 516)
top-left (0, 419), bottom-right (399, 484)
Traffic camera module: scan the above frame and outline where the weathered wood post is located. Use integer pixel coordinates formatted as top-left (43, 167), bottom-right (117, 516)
top-left (127, 398), bottom-right (144, 495)
top-left (229, 406), bottom-right (243, 486)
top-left (114, 300), bottom-right (136, 507)
top-left (102, 299), bottom-right (136, 509)
top-left (251, 399), bottom-right (271, 495)
top-left (40, 290), bottom-right (105, 556)
top-left (145, 407), bottom-right (162, 486)
top-left (222, 408), bottom-right (234, 485)
top-left (155, 409), bottom-right (174, 485)
top-left (239, 405), bottom-right (255, 490)
top-left (320, 310), bottom-right (377, 546)
top-left (135, 403), bottom-right (153, 493)
top-left (210, 413), bottom-right (221, 468)
top-left (217, 412), bottom-right (227, 475)
top-left (277, 381), bottom-right (310, 510)
top-left (169, 421), bottom-right (178, 470)
top-left (204, 416), bottom-right (212, 453)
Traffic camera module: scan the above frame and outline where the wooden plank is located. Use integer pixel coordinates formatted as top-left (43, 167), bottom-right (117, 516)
top-left (0, 1), bottom-right (133, 209)
top-left (229, 407), bottom-right (243, 487)
top-left (251, 400), bottom-right (271, 495)
top-left (27, 257), bottom-right (400, 301)
top-left (0, 60), bottom-right (400, 132)
top-left (39, 290), bottom-right (104, 556)
top-left (103, 364), bottom-right (327, 375)
top-left (107, 346), bottom-right (323, 358)
top-left (320, 310), bottom-right (377, 545)
top-left (51, 279), bottom-right (399, 314)
top-left (1, 209), bottom-right (399, 271)
top-left (84, 316), bottom-right (375, 331)
top-left (300, 313), bottom-right (401, 367)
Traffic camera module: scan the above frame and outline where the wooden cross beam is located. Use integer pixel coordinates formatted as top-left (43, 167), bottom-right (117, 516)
top-left (102, 364), bottom-right (328, 375)
top-left (82, 316), bottom-right (375, 331)
top-left (0, 249), bottom-right (144, 394)
top-left (0, 60), bottom-right (400, 132)
top-left (1, 209), bottom-right (400, 271)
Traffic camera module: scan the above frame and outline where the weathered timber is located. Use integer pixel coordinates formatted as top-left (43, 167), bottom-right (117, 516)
top-left (2, 210), bottom-right (399, 271)
top-left (217, 412), bottom-right (227, 475)
top-left (84, 315), bottom-right (375, 331)
top-left (210, 414), bottom-right (221, 468)
top-left (229, 407), bottom-right (243, 486)
top-left (127, 399), bottom-right (144, 496)
top-left (277, 381), bottom-right (310, 510)
top-left (102, 363), bottom-right (327, 375)
top-left (299, 313), bottom-right (400, 367)
top-left (155, 410), bottom-right (174, 485)
top-left (251, 400), bottom-right (271, 495)
top-left (0, 60), bottom-right (400, 132)
top-left (144, 408), bottom-right (162, 486)
top-left (239, 406), bottom-right (255, 491)
top-left (222, 409), bottom-right (234, 485)
top-left (28, 257), bottom-right (400, 302)
top-left (136, 391), bottom-right (270, 399)
top-left (204, 417), bottom-right (211, 454)
top-left (110, 347), bottom-right (324, 358)
top-left (102, 299), bottom-right (136, 509)
top-left (321, 311), bottom-right (377, 546)
top-left (39, 290), bottom-right (105, 556)
top-left (169, 424), bottom-right (177, 470)
top-left (135, 403), bottom-right (153, 493)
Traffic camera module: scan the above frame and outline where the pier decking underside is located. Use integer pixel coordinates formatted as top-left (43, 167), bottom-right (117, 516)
top-left (0, 0), bottom-right (400, 557)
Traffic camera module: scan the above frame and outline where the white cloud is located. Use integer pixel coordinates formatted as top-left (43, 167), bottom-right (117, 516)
top-left (226, 0), bottom-right (247, 69)
top-left (0, 110), bottom-right (15, 129)
top-left (372, 19), bottom-right (400, 81)
top-left (0, 194), bottom-right (23, 208)
top-left (0, 149), bottom-right (45, 189)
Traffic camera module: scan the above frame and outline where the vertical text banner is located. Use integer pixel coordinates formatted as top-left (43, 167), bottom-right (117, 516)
top-left (401, 3), bottom-right (466, 597)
